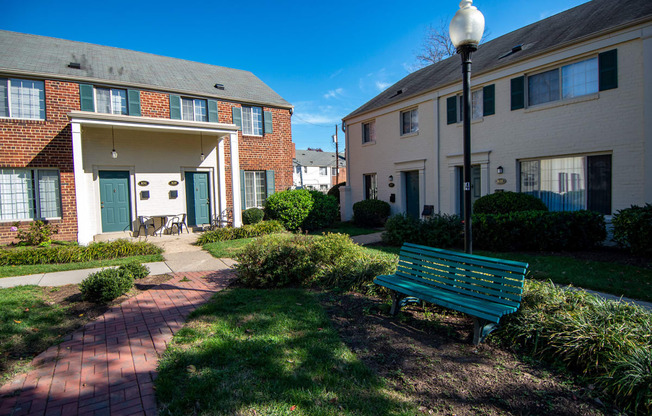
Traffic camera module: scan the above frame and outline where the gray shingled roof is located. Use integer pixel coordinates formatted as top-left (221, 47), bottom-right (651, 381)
top-left (345, 0), bottom-right (652, 120)
top-left (294, 149), bottom-right (346, 168)
top-left (0, 30), bottom-right (292, 109)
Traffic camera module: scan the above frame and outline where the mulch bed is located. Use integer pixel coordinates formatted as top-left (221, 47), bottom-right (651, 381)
top-left (321, 291), bottom-right (613, 416)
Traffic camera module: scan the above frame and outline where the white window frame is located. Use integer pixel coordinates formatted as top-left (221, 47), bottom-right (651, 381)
top-left (526, 56), bottom-right (598, 107)
top-left (319, 167), bottom-right (328, 176)
top-left (94, 87), bottom-right (127, 115)
top-left (457, 90), bottom-right (483, 122)
top-left (363, 173), bottom-right (378, 200)
top-left (243, 170), bottom-right (267, 209)
top-left (400, 108), bottom-right (418, 136)
top-left (0, 168), bottom-right (62, 221)
top-left (242, 105), bottom-right (263, 136)
top-left (0, 78), bottom-right (46, 120)
top-left (362, 120), bottom-right (376, 143)
top-left (181, 97), bottom-right (208, 122)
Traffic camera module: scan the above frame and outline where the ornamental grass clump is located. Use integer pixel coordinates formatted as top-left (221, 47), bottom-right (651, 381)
top-left (496, 279), bottom-right (652, 414)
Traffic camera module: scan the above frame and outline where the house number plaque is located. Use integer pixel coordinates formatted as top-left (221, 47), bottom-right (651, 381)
top-left (138, 181), bottom-right (149, 186)
top-left (496, 178), bottom-right (507, 185)
top-left (169, 180), bottom-right (179, 186)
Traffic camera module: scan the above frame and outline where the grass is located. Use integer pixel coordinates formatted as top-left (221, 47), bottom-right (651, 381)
top-left (0, 285), bottom-right (83, 383)
top-left (0, 254), bottom-right (163, 278)
top-left (362, 244), bottom-right (652, 303)
top-left (155, 288), bottom-right (416, 415)
top-left (312, 221), bottom-right (380, 237)
top-left (202, 238), bottom-right (255, 258)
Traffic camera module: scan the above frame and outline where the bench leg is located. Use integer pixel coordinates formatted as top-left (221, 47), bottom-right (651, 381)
top-left (473, 318), bottom-right (499, 345)
top-left (390, 291), bottom-right (404, 316)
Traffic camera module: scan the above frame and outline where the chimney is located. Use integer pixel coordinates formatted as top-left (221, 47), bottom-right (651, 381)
top-left (292, 143), bottom-right (296, 159)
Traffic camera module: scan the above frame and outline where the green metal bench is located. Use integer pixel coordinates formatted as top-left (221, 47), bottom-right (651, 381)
top-left (374, 243), bottom-right (529, 345)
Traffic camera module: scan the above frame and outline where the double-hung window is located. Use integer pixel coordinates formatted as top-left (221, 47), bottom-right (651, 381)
top-left (400, 109), bottom-right (418, 135)
top-left (362, 120), bottom-right (375, 143)
top-left (520, 154), bottom-right (611, 214)
top-left (363, 173), bottom-right (378, 200)
top-left (457, 90), bottom-right (484, 121)
top-left (243, 171), bottom-right (267, 209)
top-left (0, 168), bottom-right (62, 221)
top-left (95, 88), bottom-right (127, 115)
top-left (0, 78), bottom-right (45, 120)
top-left (181, 98), bottom-right (208, 122)
top-left (527, 57), bottom-right (598, 106)
top-left (319, 167), bottom-right (328, 176)
top-left (242, 106), bottom-right (263, 135)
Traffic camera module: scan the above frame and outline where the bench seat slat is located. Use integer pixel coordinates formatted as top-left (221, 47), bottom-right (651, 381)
top-left (396, 264), bottom-right (523, 302)
top-left (401, 243), bottom-right (528, 274)
top-left (397, 261), bottom-right (524, 297)
top-left (398, 253), bottom-right (526, 283)
top-left (375, 276), bottom-right (515, 323)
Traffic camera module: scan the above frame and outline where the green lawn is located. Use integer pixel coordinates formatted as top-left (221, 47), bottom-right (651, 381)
top-left (156, 288), bottom-right (415, 415)
top-left (362, 245), bottom-right (652, 303)
top-left (0, 254), bottom-right (164, 278)
top-left (202, 238), bottom-right (255, 258)
top-left (311, 221), bottom-right (380, 237)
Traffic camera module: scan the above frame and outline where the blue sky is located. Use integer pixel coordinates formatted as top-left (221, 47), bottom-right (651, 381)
top-left (2, 0), bottom-right (588, 152)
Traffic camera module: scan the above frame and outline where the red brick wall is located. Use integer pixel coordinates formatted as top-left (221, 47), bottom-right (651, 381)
top-left (0, 80), bottom-right (79, 244)
top-left (0, 79), bottom-right (293, 244)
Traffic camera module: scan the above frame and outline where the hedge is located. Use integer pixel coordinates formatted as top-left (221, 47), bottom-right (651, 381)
top-left (612, 204), bottom-right (652, 257)
top-left (196, 220), bottom-right (285, 245)
top-left (382, 213), bottom-right (463, 249)
top-left (473, 191), bottom-right (548, 215)
top-left (353, 199), bottom-right (391, 227)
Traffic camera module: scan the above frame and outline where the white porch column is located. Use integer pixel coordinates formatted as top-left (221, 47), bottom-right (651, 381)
top-left (71, 122), bottom-right (93, 245)
top-left (217, 136), bottom-right (228, 220)
top-left (230, 132), bottom-right (242, 227)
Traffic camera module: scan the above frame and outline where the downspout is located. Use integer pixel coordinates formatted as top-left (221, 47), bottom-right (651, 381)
top-left (436, 94), bottom-right (441, 214)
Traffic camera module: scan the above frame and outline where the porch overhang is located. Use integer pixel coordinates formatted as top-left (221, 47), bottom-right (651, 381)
top-left (68, 111), bottom-right (239, 135)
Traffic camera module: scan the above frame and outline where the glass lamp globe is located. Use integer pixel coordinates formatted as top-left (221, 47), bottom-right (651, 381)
top-left (449, 0), bottom-right (485, 49)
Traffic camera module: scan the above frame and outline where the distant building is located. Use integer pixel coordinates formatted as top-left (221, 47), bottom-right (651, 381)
top-left (293, 147), bottom-right (346, 192)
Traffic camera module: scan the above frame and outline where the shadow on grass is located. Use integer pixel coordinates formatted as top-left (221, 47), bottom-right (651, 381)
top-left (155, 288), bottom-right (415, 415)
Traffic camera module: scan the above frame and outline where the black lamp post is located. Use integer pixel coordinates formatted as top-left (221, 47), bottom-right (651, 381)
top-left (450, 0), bottom-right (484, 254)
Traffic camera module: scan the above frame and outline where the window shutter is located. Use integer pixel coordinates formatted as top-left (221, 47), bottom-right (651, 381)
top-left (263, 111), bottom-right (273, 134)
top-left (207, 99), bottom-right (219, 122)
top-left (265, 170), bottom-right (275, 197)
top-left (79, 84), bottom-right (95, 112)
top-left (446, 96), bottom-right (457, 125)
top-left (598, 49), bottom-right (618, 91)
top-left (483, 84), bottom-right (495, 116)
top-left (511, 76), bottom-right (525, 110)
top-left (169, 95), bottom-right (181, 120)
top-left (232, 107), bottom-right (242, 130)
top-left (127, 90), bottom-right (141, 116)
top-left (240, 170), bottom-right (246, 209)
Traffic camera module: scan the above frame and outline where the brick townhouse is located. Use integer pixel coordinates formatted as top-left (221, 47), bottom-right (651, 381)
top-left (0, 30), bottom-right (293, 245)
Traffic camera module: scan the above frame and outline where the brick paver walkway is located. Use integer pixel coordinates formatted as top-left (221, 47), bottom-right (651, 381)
top-left (0, 270), bottom-right (235, 416)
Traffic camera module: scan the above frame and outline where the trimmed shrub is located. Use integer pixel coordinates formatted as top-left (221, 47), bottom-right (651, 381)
top-left (496, 280), bottom-right (652, 414)
top-left (264, 189), bottom-right (314, 231)
top-left (242, 208), bottom-right (264, 225)
top-left (353, 199), bottom-right (391, 227)
top-left (234, 233), bottom-right (315, 288)
top-left (472, 210), bottom-right (606, 251)
top-left (79, 268), bottom-right (134, 303)
top-left (382, 213), bottom-right (463, 249)
top-left (0, 240), bottom-right (162, 266)
top-left (118, 262), bottom-right (150, 279)
top-left (196, 220), bottom-right (285, 245)
top-left (612, 204), bottom-right (652, 257)
top-left (303, 191), bottom-right (339, 231)
top-left (327, 181), bottom-right (346, 205)
top-left (12, 220), bottom-right (59, 246)
top-left (473, 191), bottom-right (548, 215)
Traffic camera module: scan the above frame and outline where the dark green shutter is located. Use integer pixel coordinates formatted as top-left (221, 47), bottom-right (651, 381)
top-left (207, 99), bottom-right (219, 122)
top-left (79, 84), bottom-right (94, 112)
top-left (170, 95), bottom-right (181, 120)
top-left (240, 170), bottom-right (246, 209)
top-left (232, 107), bottom-right (242, 130)
top-left (263, 111), bottom-right (273, 134)
top-left (127, 90), bottom-right (141, 116)
top-left (599, 49), bottom-right (618, 91)
top-left (511, 76), bottom-right (525, 110)
top-left (265, 170), bottom-right (275, 197)
top-left (446, 96), bottom-right (457, 125)
top-left (483, 84), bottom-right (495, 116)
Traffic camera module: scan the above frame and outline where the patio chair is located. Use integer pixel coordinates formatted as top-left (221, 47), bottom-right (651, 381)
top-left (137, 216), bottom-right (153, 238)
top-left (210, 209), bottom-right (233, 229)
top-left (169, 214), bottom-right (189, 234)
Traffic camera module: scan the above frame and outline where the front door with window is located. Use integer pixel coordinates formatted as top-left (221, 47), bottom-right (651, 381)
top-left (458, 166), bottom-right (481, 215)
top-left (405, 170), bottom-right (420, 219)
top-left (185, 172), bottom-right (210, 226)
top-left (99, 171), bottom-right (131, 232)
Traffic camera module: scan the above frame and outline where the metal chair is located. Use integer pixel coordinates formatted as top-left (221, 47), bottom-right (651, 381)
top-left (210, 208), bottom-right (233, 229)
top-left (137, 216), bottom-right (153, 238)
top-left (169, 214), bottom-right (189, 234)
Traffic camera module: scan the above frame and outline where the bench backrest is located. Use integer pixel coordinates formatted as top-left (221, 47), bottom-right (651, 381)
top-left (397, 243), bottom-right (528, 309)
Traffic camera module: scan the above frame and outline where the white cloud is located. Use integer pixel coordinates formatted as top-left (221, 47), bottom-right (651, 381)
top-left (375, 81), bottom-right (391, 91)
top-left (329, 69), bottom-right (344, 79)
top-left (293, 112), bottom-right (342, 126)
top-left (323, 88), bottom-right (344, 99)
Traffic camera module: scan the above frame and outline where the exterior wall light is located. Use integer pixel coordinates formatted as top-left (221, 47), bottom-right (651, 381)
top-left (497, 166), bottom-right (503, 174)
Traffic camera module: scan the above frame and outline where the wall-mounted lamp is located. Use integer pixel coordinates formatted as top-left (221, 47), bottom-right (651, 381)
top-left (111, 126), bottom-right (118, 159)
top-left (388, 175), bottom-right (394, 182)
top-left (497, 166), bottom-right (504, 175)
top-left (200, 132), bottom-right (205, 162)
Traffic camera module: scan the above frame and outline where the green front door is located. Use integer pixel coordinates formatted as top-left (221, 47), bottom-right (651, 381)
top-left (185, 172), bottom-right (210, 226)
top-left (405, 170), bottom-right (420, 219)
top-left (99, 171), bottom-right (131, 232)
